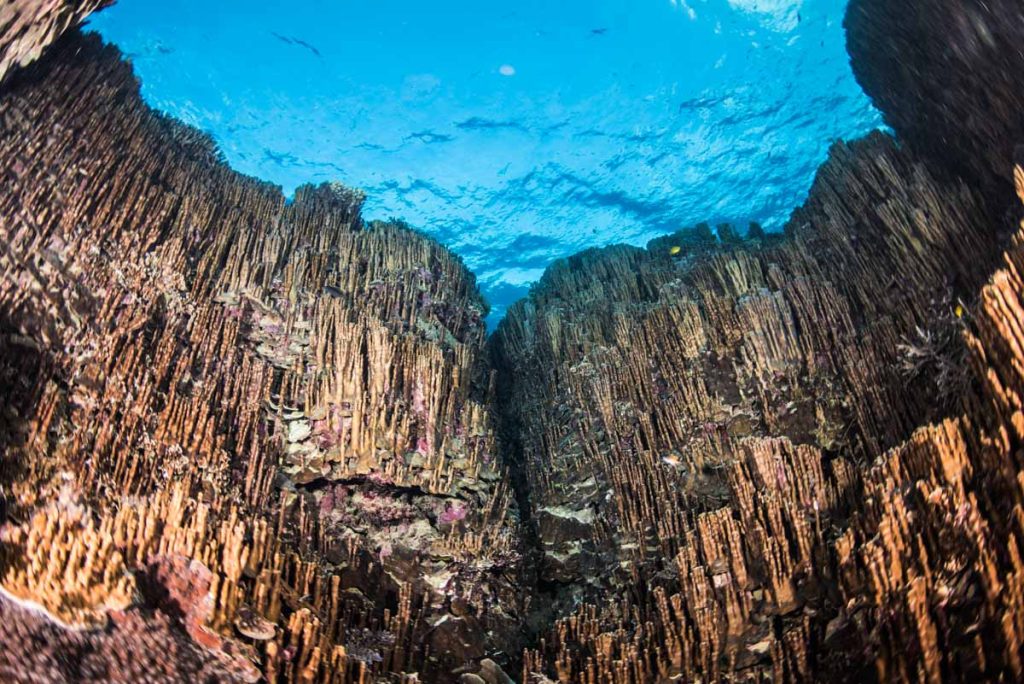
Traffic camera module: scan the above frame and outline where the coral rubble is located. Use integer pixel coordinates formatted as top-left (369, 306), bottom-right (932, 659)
top-left (4, 0), bottom-right (1024, 682)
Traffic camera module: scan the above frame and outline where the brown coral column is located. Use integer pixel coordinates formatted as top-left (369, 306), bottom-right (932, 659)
top-left (0, 29), bottom-right (525, 683)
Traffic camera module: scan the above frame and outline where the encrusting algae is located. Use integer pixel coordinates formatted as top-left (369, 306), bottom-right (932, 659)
top-left (4, 0), bottom-right (1024, 682)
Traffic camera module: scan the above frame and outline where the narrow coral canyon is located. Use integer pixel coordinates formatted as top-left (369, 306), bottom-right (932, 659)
top-left (2, 1), bottom-right (1024, 682)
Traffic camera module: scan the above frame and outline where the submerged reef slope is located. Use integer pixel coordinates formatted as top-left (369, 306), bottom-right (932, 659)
top-left (0, 30), bottom-right (524, 682)
top-left (490, 0), bottom-right (1024, 679)
top-left (5, 0), bottom-right (1024, 683)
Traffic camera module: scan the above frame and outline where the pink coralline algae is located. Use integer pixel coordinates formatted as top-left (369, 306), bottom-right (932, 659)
top-left (319, 488), bottom-right (340, 516)
top-left (439, 502), bottom-right (467, 525)
top-left (367, 472), bottom-right (394, 487)
top-left (412, 381), bottom-right (427, 417)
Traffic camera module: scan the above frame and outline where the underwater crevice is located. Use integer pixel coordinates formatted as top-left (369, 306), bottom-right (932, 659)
top-left (5, 0), bottom-right (1024, 681)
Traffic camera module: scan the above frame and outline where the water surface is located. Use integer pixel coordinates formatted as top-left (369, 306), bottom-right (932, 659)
top-left (88, 0), bottom-right (881, 323)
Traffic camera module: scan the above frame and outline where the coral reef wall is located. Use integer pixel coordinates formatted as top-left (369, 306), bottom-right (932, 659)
top-left (826, 208), bottom-right (1024, 682)
top-left (5, 0), bottom-right (1024, 682)
top-left (486, 0), bottom-right (1024, 680)
top-left (492, 130), bottom-right (1006, 681)
top-left (0, 31), bottom-right (524, 682)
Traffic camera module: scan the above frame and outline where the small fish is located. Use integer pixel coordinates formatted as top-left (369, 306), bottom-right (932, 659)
top-left (669, 245), bottom-right (682, 255)
top-left (955, 304), bottom-right (964, 318)
top-left (590, 28), bottom-right (608, 36)
top-left (292, 38), bottom-right (323, 58)
top-left (271, 32), bottom-right (322, 59)
top-left (661, 452), bottom-right (682, 467)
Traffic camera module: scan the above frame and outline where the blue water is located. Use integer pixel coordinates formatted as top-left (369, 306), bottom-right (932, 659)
top-left (87, 0), bottom-right (881, 325)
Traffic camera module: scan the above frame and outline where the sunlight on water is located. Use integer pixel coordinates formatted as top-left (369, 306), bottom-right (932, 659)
top-left (87, 0), bottom-right (881, 324)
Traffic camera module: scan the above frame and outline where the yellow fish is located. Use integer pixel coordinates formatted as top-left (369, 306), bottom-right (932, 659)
top-left (669, 245), bottom-right (681, 255)
top-left (955, 304), bottom-right (964, 318)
